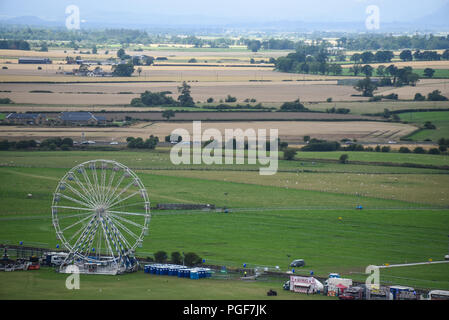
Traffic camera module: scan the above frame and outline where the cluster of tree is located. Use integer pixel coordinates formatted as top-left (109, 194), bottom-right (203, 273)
top-left (413, 50), bottom-right (447, 61)
top-left (131, 91), bottom-right (176, 107)
top-left (0, 26), bottom-right (153, 44)
top-left (369, 93), bottom-right (399, 102)
top-left (40, 137), bottom-right (74, 150)
top-left (351, 51), bottom-right (394, 64)
top-left (337, 34), bottom-right (449, 51)
top-left (352, 49), bottom-right (449, 64)
top-left (423, 90), bottom-right (449, 101)
top-left (0, 39), bottom-right (30, 50)
top-left (261, 39), bottom-right (296, 50)
top-left (0, 139), bottom-right (36, 150)
top-left (152, 251), bottom-right (202, 266)
top-left (126, 136), bottom-right (159, 149)
top-left (275, 44), bottom-right (337, 75)
top-left (438, 138), bottom-right (449, 152)
top-left (399, 146), bottom-right (442, 155)
top-left (355, 67), bottom-right (421, 97)
top-left (224, 95), bottom-right (237, 103)
top-left (325, 107), bottom-right (350, 114)
top-left (131, 82), bottom-right (194, 107)
top-left (301, 139), bottom-right (341, 152)
top-left (0, 98), bottom-right (13, 104)
top-left (414, 90), bottom-right (448, 101)
top-left (112, 61), bottom-right (135, 77)
top-left (0, 137), bottom-right (74, 151)
top-left (279, 99), bottom-right (309, 112)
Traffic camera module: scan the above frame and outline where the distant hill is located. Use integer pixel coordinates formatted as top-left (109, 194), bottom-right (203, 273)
top-left (0, 15), bottom-right (63, 27)
top-left (420, 3), bottom-right (449, 28)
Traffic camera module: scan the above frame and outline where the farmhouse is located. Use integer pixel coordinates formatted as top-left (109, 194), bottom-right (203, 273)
top-left (58, 112), bottom-right (107, 126)
top-left (18, 57), bottom-right (52, 64)
top-left (6, 113), bottom-right (47, 125)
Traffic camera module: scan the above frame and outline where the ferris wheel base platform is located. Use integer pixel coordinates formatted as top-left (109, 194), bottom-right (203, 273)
top-left (59, 263), bottom-right (137, 275)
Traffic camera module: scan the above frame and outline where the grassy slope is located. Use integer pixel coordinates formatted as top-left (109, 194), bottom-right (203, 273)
top-left (399, 111), bottom-right (449, 142)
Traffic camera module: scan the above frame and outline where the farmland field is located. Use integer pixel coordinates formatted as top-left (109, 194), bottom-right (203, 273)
top-left (0, 120), bottom-right (417, 143)
top-left (399, 111), bottom-right (449, 142)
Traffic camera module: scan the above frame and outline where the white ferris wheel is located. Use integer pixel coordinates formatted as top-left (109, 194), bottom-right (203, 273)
top-left (51, 160), bottom-right (150, 274)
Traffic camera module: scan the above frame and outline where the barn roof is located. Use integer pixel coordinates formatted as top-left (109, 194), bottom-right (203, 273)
top-left (59, 112), bottom-right (96, 121)
top-left (6, 113), bottom-right (43, 119)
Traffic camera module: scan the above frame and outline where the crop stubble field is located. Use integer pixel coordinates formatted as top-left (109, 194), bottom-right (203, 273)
top-left (0, 120), bottom-right (417, 143)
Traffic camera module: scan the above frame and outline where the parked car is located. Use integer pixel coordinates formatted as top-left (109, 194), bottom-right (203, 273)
top-left (290, 259), bottom-right (305, 267)
top-left (110, 141), bottom-right (118, 145)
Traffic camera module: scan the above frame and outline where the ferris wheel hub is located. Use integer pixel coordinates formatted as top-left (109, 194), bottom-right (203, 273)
top-left (95, 206), bottom-right (106, 216)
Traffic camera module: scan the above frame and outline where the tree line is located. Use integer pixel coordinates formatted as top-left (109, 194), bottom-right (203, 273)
top-left (337, 34), bottom-right (449, 51)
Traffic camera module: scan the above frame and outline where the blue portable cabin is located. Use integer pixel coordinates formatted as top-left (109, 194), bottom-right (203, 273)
top-left (161, 265), bottom-right (169, 275)
top-left (190, 269), bottom-right (199, 280)
top-left (144, 265), bottom-right (151, 273)
top-left (181, 268), bottom-right (191, 278)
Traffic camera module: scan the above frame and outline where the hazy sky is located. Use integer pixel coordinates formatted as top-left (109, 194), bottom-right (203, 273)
top-left (1, 0), bottom-right (448, 25)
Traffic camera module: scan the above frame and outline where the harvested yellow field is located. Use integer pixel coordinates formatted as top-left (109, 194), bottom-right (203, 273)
top-left (0, 49), bottom-right (115, 60)
top-left (377, 79), bottom-right (449, 99)
top-left (0, 121), bottom-right (416, 143)
top-left (0, 80), bottom-right (366, 104)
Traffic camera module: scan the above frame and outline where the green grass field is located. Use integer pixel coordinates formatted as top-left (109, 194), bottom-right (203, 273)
top-left (399, 111), bottom-right (449, 142)
top-left (0, 150), bottom-right (448, 298)
top-left (0, 267), bottom-right (334, 300)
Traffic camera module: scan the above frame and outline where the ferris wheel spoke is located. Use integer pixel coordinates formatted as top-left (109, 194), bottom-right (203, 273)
top-left (100, 218), bottom-right (121, 261)
top-left (106, 209), bottom-right (147, 217)
top-left (56, 211), bottom-right (94, 221)
top-left (67, 221), bottom-right (89, 244)
top-left (110, 224), bottom-right (132, 253)
top-left (71, 172), bottom-right (98, 205)
top-left (53, 205), bottom-right (95, 212)
top-left (104, 172), bottom-right (125, 205)
top-left (107, 190), bottom-right (140, 209)
top-left (105, 179), bottom-right (135, 208)
top-left (104, 217), bottom-right (127, 257)
top-left (108, 201), bottom-right (146, 211)
top-left (84, 219), bottom-right (100, 258)
top-left (106, 215), bottom-right (133, 250)
top-left (61, 213), bottom-right (96, 232)
top-left (108, 215), bottom-right (140, 240)
top-left (104, 169), bottom-right (117, 202)
top-left (65, 178), bottom-right (97, 207)
top-left (57, 193), bottom-right (93, 209)
top-left (91, 162), bottom-right (102, 203)
top-left (80, 167), bottom-right (101, 204)
top-left (100, 164), bottom-right (108, 204)
top-left (71, 215), bottom-right (98, 252)
top-left (109, 212), bottom-right (145, 229)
